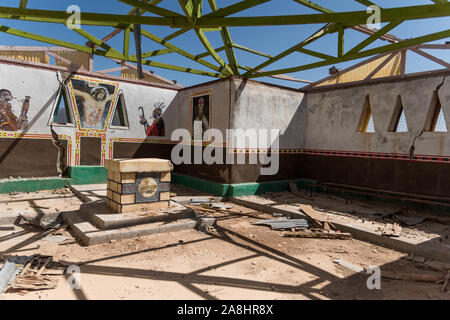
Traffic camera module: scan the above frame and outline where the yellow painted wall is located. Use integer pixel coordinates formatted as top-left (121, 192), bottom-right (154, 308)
top-left (317, 52), bottom-right (403, 87)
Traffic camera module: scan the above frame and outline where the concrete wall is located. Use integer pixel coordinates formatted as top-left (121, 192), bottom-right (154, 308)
top-left (302, 74), bottom-right (450, 155)
top-left (1, 58), bottom-right (450, 197)
top-left (228, 72), bottom-right (450, 196)
top-left (0, 61), bottom-right (233, 182)
top-left (0, 62), bottom-right (178, 178)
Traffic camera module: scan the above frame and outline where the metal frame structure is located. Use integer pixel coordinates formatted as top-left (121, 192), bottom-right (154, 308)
top-left (0, 0), bottom-right (448, 84)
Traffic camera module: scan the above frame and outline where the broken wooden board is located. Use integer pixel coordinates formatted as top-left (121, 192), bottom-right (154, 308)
top-left (8, 255), bottom-right (62, 293)
top-left (381, 270), bottom-right (444, 283)
top-left (284, 230), bottom-right (352, 240)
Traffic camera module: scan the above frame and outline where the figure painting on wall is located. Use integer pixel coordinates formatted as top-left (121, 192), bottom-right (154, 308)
top-left (0, 89), bottom-right (31, 131)
top-left (192, 95), bottom-right (210, 140)
top-left (139, 102), bottom-right (166, 137)
top-left (71, 79), bottom-right (117, 130)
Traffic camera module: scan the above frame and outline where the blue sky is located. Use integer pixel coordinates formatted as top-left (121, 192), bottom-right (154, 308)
top-left (0, 0), bottom-right (448, 88)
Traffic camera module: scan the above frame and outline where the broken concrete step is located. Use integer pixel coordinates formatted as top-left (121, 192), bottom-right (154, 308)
top-left (62, 211), bottom-right (215, 246)
top-left (80, 200), bottom-right (195, 230)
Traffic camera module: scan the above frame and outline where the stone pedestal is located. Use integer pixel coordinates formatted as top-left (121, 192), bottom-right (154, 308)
top-left (104, 158), bottom-right (173, 213)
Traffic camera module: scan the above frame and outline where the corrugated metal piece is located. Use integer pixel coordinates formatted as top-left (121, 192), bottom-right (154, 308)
top-left (0, 256), bottom-right (32, 294)
top-left (253, 218), bottom-right (310, 230)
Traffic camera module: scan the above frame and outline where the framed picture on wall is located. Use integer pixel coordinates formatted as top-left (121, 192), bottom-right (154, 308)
top-left (191, 90), bottom-right (212, 141)
top-left (70, 78), bottom-right (119, 130)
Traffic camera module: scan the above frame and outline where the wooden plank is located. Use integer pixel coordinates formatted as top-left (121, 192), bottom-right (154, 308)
top-left (284, 230), bottom-right (352, 239)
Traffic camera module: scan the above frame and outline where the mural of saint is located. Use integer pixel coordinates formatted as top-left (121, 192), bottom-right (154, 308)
top-left (71, 79), bottom-right (117, 130)
top-left (139, 102), bottom-right (166, 137)
top-left (0, 89), bottom-right (31, 131)
top-left (192, 95), bottom-right (210, 140)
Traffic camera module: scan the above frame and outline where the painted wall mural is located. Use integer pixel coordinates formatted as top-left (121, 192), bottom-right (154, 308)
top-left (191, 91), bottom-right (211, 140)
top-left (139, 102), bottom-right (166, 137)
top-left (70, 78), bottom-right (118, 130)
top-left (0, 89), bottom-right (31, 131)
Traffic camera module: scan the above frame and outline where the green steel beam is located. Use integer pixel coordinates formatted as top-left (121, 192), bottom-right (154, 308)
top-left (354, 0), bottom-right (378, 7)
top-left (291, 0), bottom-right (332, 13)
top-left (178, 0), bottom-right (233, 75)
top-left (208, 0), bottom-right (239, 75)
top-left (204, 0), bottom-right (271, 18)
top-left (346, 20), bottom-right (403, 55)
top-left (338, 24), bottom-right (344, 57)
top-left (134, 26), bottom-right (230, 74)
top-left (0, 24), bottom-right (94, 54)
top-left (249, 29), bottom-right (450, 78)
top-left (74, 28), bottom-right (123, 57)
top-left (0, 4), bottom-right (448, 28)
top-left (86, 0), bottom-right (162, 48)
top-left (296, 48), bottom-right (334, 60)
top-left (134, 48), bottom-right (174, 58)
top-left (123, 26), bottom-right (130, 58)
top-left (19, 0), bottom-right (28, 9)
top-left (232, 43), bottom-right (273, 58)
top-left (163, 28), bottom-right (191, 41)
top-left (243, 24), bottom-right (338, 77)
top-left (118, 0), bottom-right (184, 17)
top-left (0, 24), bottom-right (223, 78)
top-left (194, 46), bottom-right (225, 59)
top-left (193, 5), bottom-right (450, 27)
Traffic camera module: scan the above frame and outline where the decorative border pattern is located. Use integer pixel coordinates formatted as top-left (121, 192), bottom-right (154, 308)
top-left (74, 131), bottom-right (107, 166)
top-left (229, 148), bottom-right (450, 164)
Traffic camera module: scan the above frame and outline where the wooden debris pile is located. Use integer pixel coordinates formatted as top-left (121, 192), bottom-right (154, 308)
top-left (7, 255), bottom-right (64, 294)
top-left (284, 189), bottom-right (353, 239)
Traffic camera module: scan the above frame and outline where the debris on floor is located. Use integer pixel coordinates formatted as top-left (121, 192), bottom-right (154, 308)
top-left (252, 218), bottom-right (310, 230)
top-left (189, 198), bottom-right (216, 205)
top-left (334, 258), bottom-right (365, 273)
top-left (381, 271), bottom-right (444, 283)
top-left (284, 229), bottom-right (353, 240)
top-left (6, 255), bottom-right (64, 294)
top-left (0, 255), bottom-right (34, 294)
top-left (380, 223), bottom-right (402, 237)
top-left (18, 213), bottom-right (62, 230)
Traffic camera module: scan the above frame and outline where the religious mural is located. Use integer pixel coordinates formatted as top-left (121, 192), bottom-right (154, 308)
top-left (191, 94), bottom-right (210, 140)
top-left (139, 102), bottom-right (166, 137)
top-left (70, 79), bottom-right (117, 130)
top-left (0, 89), bottom-right (31, 132)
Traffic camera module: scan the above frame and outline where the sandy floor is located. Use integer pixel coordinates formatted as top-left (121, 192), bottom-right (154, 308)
top-left (0, 186), bottom-right (449, 300)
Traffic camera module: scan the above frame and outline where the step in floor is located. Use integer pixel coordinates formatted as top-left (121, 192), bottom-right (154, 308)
top-left (62, 210), bottom-right (216, 246)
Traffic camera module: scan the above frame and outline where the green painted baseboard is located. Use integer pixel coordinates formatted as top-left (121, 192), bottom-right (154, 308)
top-left (0, 166), bottom-right (107, 194)
top-left (0, 177), bottom-right (69, 194)
top-left (171, 173), bottom-right (317, 198)
top-left (172, 173), bottom-right (449, 214)
top-left (67, 166), bottom-right (107, 185)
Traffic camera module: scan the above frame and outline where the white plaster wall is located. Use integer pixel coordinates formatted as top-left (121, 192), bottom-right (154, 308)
top-left (176, 79), bottom-right (231, 142)
top-left (230, 79), bottom-right (305, 149)
top-left (303, 74), bottom-right (450, 156)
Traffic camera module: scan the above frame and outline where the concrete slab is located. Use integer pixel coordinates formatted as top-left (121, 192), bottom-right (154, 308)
top-left (62, 211), bottom-right (216, 246)
top-left (80, 200), bottom-right (195, 230)
top-left (69, 184), bottom-right (107, 203)
top-left (232, 196), bottom-right (450, 263)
